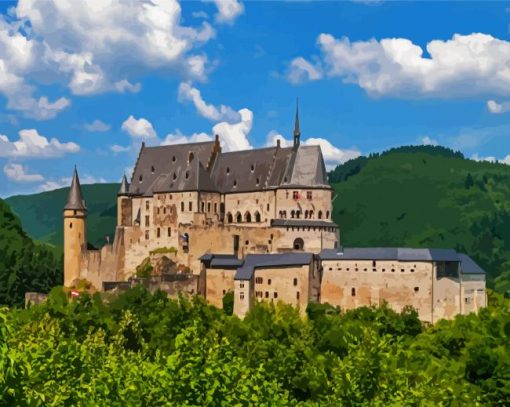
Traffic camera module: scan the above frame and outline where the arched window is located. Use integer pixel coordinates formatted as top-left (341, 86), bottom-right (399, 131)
top-left (181, 202), bottom-right (185, 212)
top-left (318, 210), bottom-right (323, 219)
top-left (227, 212), bottom-right (233, 223)
top-left (293, 238), bottom-right (304, 251)
top-left (283, 210), bottom-right (287, 219)
top-left (69, 222), bottom-right (73, 229)
top-left (309, 210), bottom-right (314, 218)
top-left (245, 212), bottom-right (252, 223)
top-left (304, 210), bottom-right (309, 219)
top-left (188, 152), bottom-right (194, 164)
top-left (236, 212), bottom-right (242, 223)
top-left (291, 210), bottom-right (295, 218)
top-left (326, 210), bottom-right (330, 219)
top-left (296, 210), bottom-right (301, 219)
top-left (255, 211), bottom-right (261, 222)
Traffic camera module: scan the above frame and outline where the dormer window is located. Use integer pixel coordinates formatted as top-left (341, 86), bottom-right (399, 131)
top-left (172, 156), bottom-right (176, 162)
top-left (251, 164), bottom-right (255, 172)
top-left (188, 152), bottom-right (194, 164)
top-left (139, 175), bottom-right (143, 182)
top-left (256, 177), bottom-right (260, 186)
top-left (226, 167), bottom-right (230, 175)
top-left (151, 166), bottom-right (155, 173)
top-left (185, 171), bottom-right (189, 179)
top-left (233, 179), bottom-right (237, 188)
top-left (173, 173), bottom-right (177, 181)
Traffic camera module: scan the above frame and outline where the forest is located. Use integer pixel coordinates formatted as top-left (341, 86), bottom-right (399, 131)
top-left (1, 286), bottom-right (509, 405)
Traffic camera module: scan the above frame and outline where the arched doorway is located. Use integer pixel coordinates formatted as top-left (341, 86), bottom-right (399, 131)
top-left (293, 238), bottom-right (304, 251)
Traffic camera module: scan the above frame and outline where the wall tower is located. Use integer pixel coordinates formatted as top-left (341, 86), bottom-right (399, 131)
top-left (63, 167), bottom-right (87, 287)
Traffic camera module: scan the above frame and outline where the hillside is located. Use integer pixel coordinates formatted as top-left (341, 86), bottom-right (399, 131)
top-left (6, 183), bottom-right (119, 248)
top-left (0, 198), bottom-right (61, 306)
top-left (330, 146), bottom-right (510, 291)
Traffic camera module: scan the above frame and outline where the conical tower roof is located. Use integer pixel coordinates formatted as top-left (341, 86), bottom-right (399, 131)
top-left (293, 99), bottom-right (300, 146)
top-left (64, 167), bottom-right (86, 211)
top-left (118, 174), bottom-right (130, 196)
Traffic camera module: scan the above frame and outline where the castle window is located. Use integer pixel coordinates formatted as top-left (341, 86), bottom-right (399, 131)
top-left (293, 191), bottom-right (299, 200)
top-left (214, 203), bottom-right (217, 213)
top-left (293, 278), bottom-right (298, 286)
top-left (326, 211), bottom-right (330, 219)
top-left (207, 202), bottom-right (211, 212)
top-left (236, 212), bottom-right (242, 223)
top-left (226, 167), bottom-right (230, 175)
top-left (372, 260), bottom-right (376, 267)
top-left (256, 277), bottom-right (263, 284)
top-left (146, 201), bottom-right (150, 210)
top-left (227, 212), bottom-right (233, 223)
top-left (351, 288), bottom-right (356, 296)
top-left (181, 202), bottom-right (184, 212)
top-left (267, 203), bottom-right (270, 211)
top-left (382, 268), bottom-right (386, 272)
top-left (233, 179), bottom-right (237, 188)
top-left (265, 292), bottom-right (269, 298)
top-left (245, 240), bottom-right (249, 245)
top-left (201, 202), bottom-right (205, 212)
top-left (293, 238), bottom-right (304, 251)
top-left (391, 269), bottom-right (395, 272)
top-left (240, 293), bottom-right (244, 300)
top-left (173, 173), bottom-right (177, 181)
top-left (185, 171), bottom-right (189, 179)
top-left (373, 268), bottom-right (377, 272)
top-left (172, 155), bottom-right (176, 162)
top-left (256, 177), bottom-right (260, 186)
top-left (251, 164), bottom-right (255, 172)
top-left (307, 191), bottom-right (312, 200)
top-left (245, 212), bottom-right (252, 223)
top-left (69, 222), bottom-right (73, 229)
top-left (188, 152), bottom-right (194, 164)
top-left (410, 269), bottom-right (415, 273)
top-left (309, 210), bottom-right (314, 218)
top-left (223, 290), bottom-right (226, 295)
top-left (151, 166), bottom-right (155, 173)
top-left (163, 207), bottom-right (166, 214)
top-left (157, 228), bottom-right (160, 238)
top-left (305, 210), bottom-right (309, 219)
top-left (414, 287), bottom-right (419, 293)
top-left (167, 227), bottom-right (171, 237)
top-left (268, 279), bottom-right (272, 286)
top-left (318, 211), bottom-right (323, 219)
top-left (240, 283), bottom-right (244, 289)
top-left (401, 269), bottom-right (405, 272)
top-left (189, 202), bottom-right (193, 211)
top-left (157, 207), bottom-right (160, 215)
top-left (139, 175), bottom-right (143, 182)
top-left (145, 216), bottom-right (150, 227)
top-left (296, 291), bottom-right (300, 300)
top-left (145, 230), bottom-right (149, 240)
top-left (286, 191), bottom-right (289, 199)
top-left (291, 210), bottom-right (295, 218)
top-left (274, 292), bottom-right (278, 299)
top-left (255, 211), bottom-right (261, 222)
top-left (284, 177), bottom-right (288, 183)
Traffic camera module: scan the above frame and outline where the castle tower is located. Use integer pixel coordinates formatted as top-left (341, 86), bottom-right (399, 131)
top-left (63, 167), bottom-right (87, 287)
top-left (117, 174), bottom-right (132, 226)
top-left (293, 100), bottom-right (301, 147)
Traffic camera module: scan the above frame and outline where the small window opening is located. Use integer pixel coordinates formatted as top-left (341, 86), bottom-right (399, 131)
top-left (268, 279), bottom-right (272, 285)
top-left (69, 222), bottom-right (73, 229)
top-left (151, 166), bottom-right (155, 173)
top-left (293, 278), bottom-right (298, 286)
top-left (226, 167), bottom-right (230, 175)
top-left (414, 287), bottom-right (419, 293)
top-left (296, 291), bottom-right (300, 300)
top-left (351, 288), bottom-right (356, 296)
top-left (274, 292), bottom-right (278, 299)
top-left (265, 292), bottom-right (269, 298)
top-left (251, 164), bottom-right (255, 172)
top-left (185, 171), bottom-right (189, 179)
top-left (172, 155), bottom-right (176, 162)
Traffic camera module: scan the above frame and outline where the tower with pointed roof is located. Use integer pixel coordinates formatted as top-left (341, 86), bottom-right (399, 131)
top-left (293, 100), bottom-right (301, 147)
top-left (117, 174), bottom-right (131, 226)
top-left (63, 167), bottom-right (87, 287)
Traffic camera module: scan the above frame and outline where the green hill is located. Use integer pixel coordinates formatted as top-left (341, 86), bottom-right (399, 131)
top-left (330, 145), bottom-right (510, 292)
top-left (6, 183), bottom-right (119, 248)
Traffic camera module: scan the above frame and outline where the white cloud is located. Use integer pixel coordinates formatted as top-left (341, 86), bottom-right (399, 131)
top-left (4, 163), bottom-right (44, 182)
top-left (265, 131), bottom-right (360, 170)
top-left (291, 32), bottom-right (510, 98)
top-left (213, 108), bottom-right (253, 151)
top-left (421, 136), bottom-right (438, 146)
top-left (287, 57), bottom-right (323, 84)
top-left (121, 115), bottom-right (157, 139)
top-left (162, 130), bottom-right (212, 145)
top-left (0, 129), bottom-right (80, 158)
top-left (487, 100), bottom-right (510, 114)
top-left (471, 153), bottom-right (497, 163)
top-left (84, 119), bottom-right (111, 132)
top-left (178, 82), bottom-right (240, 122)
top-left (0, 0), bottom-right (218, 117)
top-left (110, 144), bottom-right (131, 153)
top-left (212, 0), bottom-right (244, 24)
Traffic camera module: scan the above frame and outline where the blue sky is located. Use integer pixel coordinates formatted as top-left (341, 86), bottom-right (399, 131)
top-left (1, 0), bottom-right (510, 197)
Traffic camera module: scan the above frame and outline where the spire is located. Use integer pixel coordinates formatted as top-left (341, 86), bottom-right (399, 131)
top-left (118, 174), bottom-right (130, 196)
top-left (293, 99), bottom-right (300, 147)
top-left (64, 167), bottom-right (86, 211)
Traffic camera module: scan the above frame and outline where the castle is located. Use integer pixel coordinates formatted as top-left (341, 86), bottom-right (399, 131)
top-left (64, 109), bottom-right (486, 323)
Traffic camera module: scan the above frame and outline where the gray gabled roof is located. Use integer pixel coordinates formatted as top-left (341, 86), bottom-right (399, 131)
top-left (319, 247), bottom-right (459, 262)
top-left (235, 252), bottom-right (313, 280)
top-left (281, 145), bottom-right (329, 188)
top-left (458, 253), bottom-right (485, 275)
top-left (199, 253), bottom-right (243, 269)
top-left (64, 168), bottom-right (86, 211)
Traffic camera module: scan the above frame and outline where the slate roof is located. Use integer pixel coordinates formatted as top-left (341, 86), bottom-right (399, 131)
top-left (118, 174), bottom-right (129, 196)
top-left (127, 138), bottom-right (330, 196)
top-left (319, 247), bottom-right (459, 262)
top-left (235, 252), bottom-right (313, 280)
top-left (64, 168), bottom-right (86, 211)
top-left (199, 253), bottom-right (243, 269)
top-left (458, 253), bottom-right (485, 275)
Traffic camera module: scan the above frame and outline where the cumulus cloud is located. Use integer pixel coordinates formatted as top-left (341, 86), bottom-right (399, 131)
top-left (110, 144), bottom-right (131, 153)
top-left (212, 0), bottom-right (244, 24)
top-left (178, 82), bottom-right (240, 122)
top-left (290, 33), bottom-right (510, 98)
top-left (0, 0), bottom-right (218, 117)
top-left (487, 100), bottom-right (510, 114)
top-left (84, 119), bottom-right (111, 132)
top-left (3, 163), bottom-right (44, 182)
top-left (213, 108), bottom-right (253, 151)
top-left (38, 174), bottom-right (107, 192)
top-left (121, 115), bottom-right (157, 139)
top-left (421, 136), bottom-right (438, 146)
top-left (162, 130), bottom-right (212, 145)
top-left (0, 129), bottom-right (80, 158)
top-left (265, 131), bottom-right (360, 170)
top-left (287, 57), bottom-right (323, 84)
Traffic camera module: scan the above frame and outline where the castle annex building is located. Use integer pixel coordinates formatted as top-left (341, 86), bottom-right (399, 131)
top-left (63, 110), bottom-right (486, 322)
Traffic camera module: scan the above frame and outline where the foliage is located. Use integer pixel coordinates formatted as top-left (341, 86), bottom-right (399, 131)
top-left (222, 291), bottom-right (234, 315)
top-left (330, 146), bottom-right (510, 290)
top-left (149, 246), bottom-right (178, 256)
top-left (135, 258), bottom-right (154, 278)
top-left (0, 287), bottom-right (508, 405)
top-left (0, 199), bottom-right (61, 307)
